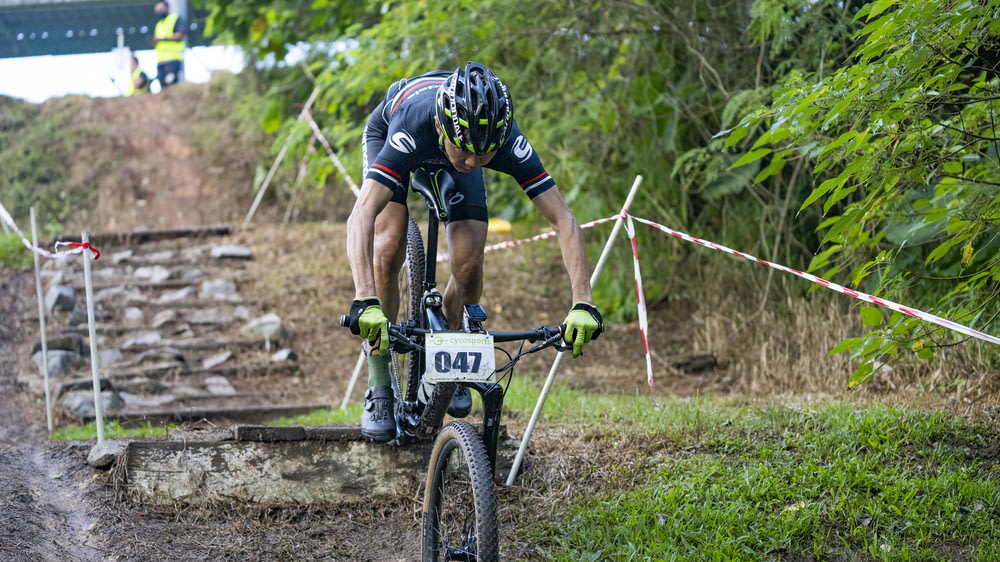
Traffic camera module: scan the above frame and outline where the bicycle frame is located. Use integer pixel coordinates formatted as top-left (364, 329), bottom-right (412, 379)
top-left (402, 170), bottom-right (509, 474)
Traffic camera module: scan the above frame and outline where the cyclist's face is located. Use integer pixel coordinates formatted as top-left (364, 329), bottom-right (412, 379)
top-left (435, 120), bottom-right (497, 173)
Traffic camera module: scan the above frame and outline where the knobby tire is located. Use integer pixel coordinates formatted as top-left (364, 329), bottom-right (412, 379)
top-left (401, 217), bottom-right (458, 440)
top-left (422, 420), bottom-right (499, 562)
top-left (401, 218), bottom-right (426, 403)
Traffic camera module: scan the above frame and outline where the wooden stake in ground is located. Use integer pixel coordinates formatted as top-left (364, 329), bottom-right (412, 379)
top-left (30, 208), bottom-right (54, 434)
top-left (81, 231), bottom-right (105, 444)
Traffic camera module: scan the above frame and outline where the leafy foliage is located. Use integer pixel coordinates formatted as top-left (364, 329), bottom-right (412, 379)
top-left (728, 0), bottom-right (1000, 382)
top-left (0, 233), bottom-right (33, 270)
top-left (204, 0), bottom-right (997, 382)
top-left (0, 96), bottom-right (95, 233)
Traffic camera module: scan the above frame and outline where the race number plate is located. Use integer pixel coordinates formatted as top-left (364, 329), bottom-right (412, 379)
top-left (424, 332), bottom-right (496, 383)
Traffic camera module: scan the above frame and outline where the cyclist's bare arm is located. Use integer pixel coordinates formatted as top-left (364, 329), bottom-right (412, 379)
top-left (530, 186), bottom-right (594, 304)
top-left (346, 178), bottom-right (395, 299)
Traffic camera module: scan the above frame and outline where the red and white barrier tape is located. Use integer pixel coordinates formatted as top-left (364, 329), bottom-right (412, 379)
top-left (0, 202), bottom-right (100, 260)
top-left (433, 208), bottom-right (998, 347)
top-left (628, 215), bottom-right (1000, 346)
top-left (437, 214), bottom-right (620, 262)
top-left (623, 215), bottom-right (653, 388)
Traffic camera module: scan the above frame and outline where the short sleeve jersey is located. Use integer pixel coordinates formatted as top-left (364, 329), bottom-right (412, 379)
top-left (363, 71), bottom-right (557, 199)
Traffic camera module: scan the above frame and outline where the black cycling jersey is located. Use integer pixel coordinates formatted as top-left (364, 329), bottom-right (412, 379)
top-left (362, 70), bottom-right (556, 222)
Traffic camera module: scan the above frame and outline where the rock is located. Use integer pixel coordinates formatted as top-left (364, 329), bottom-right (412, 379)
top-left (145, 250), bottom-right (176, 262)
top-left (31, 349), bottom-right (82, 378)
top-left (45, 285), bottom-right (76, 312)
top-left (98, 349), bottom-right (124, 368)
top-left (270, 348), bottom-right (298, 363)
top-left (32, 333), bottom-right (84, 355)
top-left (136, 347), bottom-right (185, 365)
top-left (200, 279), bottom-right (237, 297)
top-left (189, 308), bottom-right (228, 325)
top-left (233, 305), bottom-right (251, 320)
top-left (158, 286), bottom-right (196, 303)
top-left (122, 332), bottom-right (162, 349)
top-left (68, 306), bottom-right (112, 326)
top-left (123, 307), bottom-right (145, 327)
top-left (94, 286), bottom-right (146, 304)
top-left (210, 245), bottom-right (253, 259)
top-left (87, 440), bottom-right (126, 469)
top-left (61, 390), bottom-right (124, 418)
top-left (672, 354), bottom-right (718, 374)
top-left (240, 313), bottom-right (287, 340)
top-left (110, 249), bottom-right (134, 264)
top-left (204, 375), bottom-right (237, 395)
top-left (150, 309), bottom-right (178, 328)
top-left (170, 324), bottom-right (195, 338)
top-left (116, 392), bottom-right (176, 407)
top-left (183, 268), bottom-right (206, 282)
top-left (201, 351), bottom-right (232, 370)
top-left (134, 265), bottom-right (173, 283)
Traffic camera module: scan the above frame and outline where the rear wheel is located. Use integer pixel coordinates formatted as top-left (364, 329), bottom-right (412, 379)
top-left (422, 420), bottom-right (499, 562)
top-left (395, 218), bottom-right (426, 402)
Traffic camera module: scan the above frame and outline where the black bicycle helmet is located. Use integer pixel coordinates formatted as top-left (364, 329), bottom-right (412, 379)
top-left (435, 62), bottom-right (513, 155)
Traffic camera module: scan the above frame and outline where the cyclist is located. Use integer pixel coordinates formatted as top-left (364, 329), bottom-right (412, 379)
top-left (346, 61), bottom-right (603, 442)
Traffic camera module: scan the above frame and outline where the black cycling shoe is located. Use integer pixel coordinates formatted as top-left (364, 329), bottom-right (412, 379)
top-left (446, 385), bottom-right (473, 418)
top-left (361, 386), bottom-right (395, 442)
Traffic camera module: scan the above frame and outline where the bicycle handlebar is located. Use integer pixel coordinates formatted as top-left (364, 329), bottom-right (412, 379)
top-left (339, 314), bottom-right (565, 348)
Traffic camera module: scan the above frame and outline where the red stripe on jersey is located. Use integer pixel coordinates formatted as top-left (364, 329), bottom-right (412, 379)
top-left (391, 78), bottom-right (445, 115)
top-left (372, 163), bottom-right (401, 179)
top-left (520, 171), bottom-right (549, 189)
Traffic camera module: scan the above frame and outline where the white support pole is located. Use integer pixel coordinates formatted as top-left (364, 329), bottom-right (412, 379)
top-left (243, 86), bottom-right (321, 228)
top-left (304, 111), bottom-right (361, 196)
top-left (81, 231), bottom-right (105, 444)
top-left (340, 350), bottom-right (366, 410)
top-left (506, 174), bottom-right (644, 486)
top-left (30, 208), bottom-right (54, 433)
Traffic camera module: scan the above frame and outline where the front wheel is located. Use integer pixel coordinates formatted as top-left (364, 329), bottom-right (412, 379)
top-left (421, 420), bottom-right (499, 562)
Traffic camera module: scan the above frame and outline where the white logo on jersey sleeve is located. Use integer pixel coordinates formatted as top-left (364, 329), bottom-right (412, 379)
top-left (390, 131), bottom-right (417, 153)
top-left (512, 135), bottom-right (533, 162)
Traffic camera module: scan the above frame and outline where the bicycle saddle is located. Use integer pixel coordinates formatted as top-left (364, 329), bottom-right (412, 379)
top-left (410, 168), bottom-right (457, 222)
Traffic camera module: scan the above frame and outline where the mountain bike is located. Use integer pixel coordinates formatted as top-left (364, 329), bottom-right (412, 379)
top-left (342, 168), bottom-right (567, 561)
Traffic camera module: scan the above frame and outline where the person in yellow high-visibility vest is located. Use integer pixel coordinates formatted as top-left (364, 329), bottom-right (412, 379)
top-left (125, 55), bottom-right (150, 96)
top-left (151, 0), bottom-right (185, 89)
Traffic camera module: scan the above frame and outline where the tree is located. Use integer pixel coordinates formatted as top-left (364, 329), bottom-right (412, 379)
top-left (728, 0), bottom-right (1000, 384)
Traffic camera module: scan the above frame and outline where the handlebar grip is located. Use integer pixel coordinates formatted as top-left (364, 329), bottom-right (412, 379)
top-left (340, 315), bottom-right (351, 328)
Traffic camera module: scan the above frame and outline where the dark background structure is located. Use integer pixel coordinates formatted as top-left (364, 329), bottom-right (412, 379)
top-left (0, 0), bottom-right (211, 58)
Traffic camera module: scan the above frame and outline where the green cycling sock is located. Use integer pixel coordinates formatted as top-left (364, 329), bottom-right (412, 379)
top-left (367, 353), bottom-right (391, 388)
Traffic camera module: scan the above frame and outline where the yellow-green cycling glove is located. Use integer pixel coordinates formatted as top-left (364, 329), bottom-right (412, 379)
top-left (561, 302), bottom-right (604, 358)
top-left (349, 297), bottom-right (389, 354)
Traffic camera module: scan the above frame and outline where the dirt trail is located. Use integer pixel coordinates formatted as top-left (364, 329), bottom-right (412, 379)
top-left (0, 273), bottom-right (103, 562)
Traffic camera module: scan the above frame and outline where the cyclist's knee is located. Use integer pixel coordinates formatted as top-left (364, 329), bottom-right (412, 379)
top-left (448, 258), bottom-right (484, 288)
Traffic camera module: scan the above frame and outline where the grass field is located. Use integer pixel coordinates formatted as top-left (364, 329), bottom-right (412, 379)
top-left (52, 379), bottom-right (999, 560)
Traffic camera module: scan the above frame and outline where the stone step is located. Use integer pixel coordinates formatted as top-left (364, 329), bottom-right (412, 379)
top-left (87, 403), bottom-right (330, 426)
top-left (123, 424), bottom-right (521, 505)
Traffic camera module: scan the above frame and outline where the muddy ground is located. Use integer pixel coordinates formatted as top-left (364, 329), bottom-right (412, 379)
top-left (2, 82), bottom-right (996, 561)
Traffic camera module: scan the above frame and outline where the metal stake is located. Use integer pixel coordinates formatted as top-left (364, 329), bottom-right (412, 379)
top-left (82, 231), bottom-right (105, 444)
top-left (506, 174), bottom-right (644, 486)
top-left (340, 350), bottom-right (366, 410)
top-left (30, 208), bottom-right (53, 433)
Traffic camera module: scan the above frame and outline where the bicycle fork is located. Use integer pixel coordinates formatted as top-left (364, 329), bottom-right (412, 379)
top-left (466, 381), bottom-right (504, 480)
